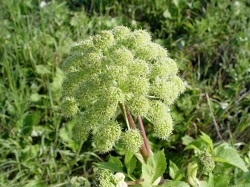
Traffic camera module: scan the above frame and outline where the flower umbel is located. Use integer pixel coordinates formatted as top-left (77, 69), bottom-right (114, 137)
top-left (195, 150), bottom-right (215, 175)
top-left (61, 26), bottom-right (185, 152)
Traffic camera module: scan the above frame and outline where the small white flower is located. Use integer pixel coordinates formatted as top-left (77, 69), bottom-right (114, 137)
top-left (114, 172), bottom-right (125, 182)
top-left (116, 181), bottom-right (128, 187)
top-left (40, 1), bottom-right (47, 8)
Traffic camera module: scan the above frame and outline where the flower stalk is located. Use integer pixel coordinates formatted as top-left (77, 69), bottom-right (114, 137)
top-left (137, 115), bottom-right (151, 156)
top-left (126, 110), bottom-right (150, 161)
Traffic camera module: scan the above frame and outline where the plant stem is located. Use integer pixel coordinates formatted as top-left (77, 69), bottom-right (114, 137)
top-left (119, 102), bottom-right (130, 130)
top-left (137, 115), bottom-right (151, 155)
top-left (126, 179), bottom-right (144, 186)
top-left (126, 110), bottom-right (150, 162)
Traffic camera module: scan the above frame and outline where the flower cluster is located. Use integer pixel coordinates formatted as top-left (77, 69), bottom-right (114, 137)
top-left (69, 176), bottom-right (90, 187)
top-left (93, 170), bottom-right (127, 187)
top-left (93, 169), bottom-right (116, 187)
top-left (61, 26), bottom-right (185, 153)
top-left (195, 150), bottom-right (215, 175)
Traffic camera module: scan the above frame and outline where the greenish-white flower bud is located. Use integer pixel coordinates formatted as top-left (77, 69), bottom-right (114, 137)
top-left (153, 117), bottom-right (173, 139)
top-left (150, 58), bottom-right (178, 79)
top-left (147, 100), bottom-right (169, 121)
top-left (72, 122), bottom-right (90, 143)
top-left (70, 38), bottom-right (94, 54)
top-left (120, 129), bottom-right (143, 153)
top-left (95, 102), bottom-right (118, 121)
top-left (112, 26), bottom-right (131, 41)
top-left (93, 121), bottom-right (121, 153)
top-left (61, 53), bottom-right (85, 73)
top-left (70, 176), bottom-right (90, 187)
top-left (104, 87), bottom-right (125, 103)
top-left (107, 65), bottom-right (129, 84)
top-left (135, 43), bottom-right (168, 61)
top-left (93, 169), bottom-right (116, 187)
top-left (196, 150), bottom-right (215, 175)
top-left (127, 96), bottom-right (150, 116)
top-left (125, 77), bottom-right (150, 96)
top-left (126, 29), bottom-right (151, 48)
top-left (93, 30), bottom-right (114, 49)
top-left (150, 76), bottom-right (185, 105)
top-left (84, 51), bottom-right (104, 69)
top-left (129, 59), bottom-right (150, 77)
top-left (110, 47), bottom-right (134, 66)
top-left (61, 97), bottom-right (78, 117)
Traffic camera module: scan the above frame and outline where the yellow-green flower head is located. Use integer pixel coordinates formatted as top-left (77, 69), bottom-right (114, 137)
top-left (153, 115), bottom-right (173, 139)
top-left (110, 47), bottom-right (134, 66)
top-left (61, 97), bottom-right (78, 117)
top-left (61, 26), bottom-right (185, 148)
top-left (150, 58), bottom-right (178, 79)
top-left (61, 53), bottom-right (84, 73)
top-left (93, 121), bottom-right (121, 153)
top-left (147, 100), bottom-right (170, 121)
top-left (135, 43), bottom-right (168, 61)
top-left (70, 38), bottom-right (94, 54)
top-left (129, 59), bottom-right (150, 77)
top-left (104, 87), bottom-right (125, 103)
top-left (112, 26), bottom-right (131, 41)
top-left (126, 29), bottom-right (151, 48)
top-left (126, 76), bottom-right (150, 96)
top-left (196, 150), bottom-right (215, 175)
top-left (106, 65), bottom-right (129, 84)
top-left (93, 30), bottom-right (114, 49)
top-left (70, 176), bottom-right (90, 187)
top-left (93, 169), bottom-right (116, 187)
top-left (147, 100), bottom-right (173, 139)
top-left (127, 96), bottom-right (150, 116)
top-left (72, 122), bottom-right (90, 143)
top-left (150, 76), bottom-right (185, 105)
top-left (120, 129), bottom-right (143, 153)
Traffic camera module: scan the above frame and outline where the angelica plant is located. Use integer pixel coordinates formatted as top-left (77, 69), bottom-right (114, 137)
top-left (61, 26), bottom-right (185, 186)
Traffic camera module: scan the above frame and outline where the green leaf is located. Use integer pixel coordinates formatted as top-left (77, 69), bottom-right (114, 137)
top-left (161, 181), bottom-right (190, 187)
top-left (95, 162), bottom-right (123, 173)
top-left (169, 160), bottom-right (183, 181)
top-left (213, 175), bottom-right (230, 187)
top-left (199, 131), bottom-right (213, 151)
top-left (125, 151), bottom-right (137, 175)
top-left (182, 135), bottom-right (194, 146)
top-left (187, 162), bottom-right (199, 187)
top-left (214, 143), bottom-right (248, 172)
top-left (142, 150), bottom-right (166, 186)
top-left (22, 111), bottom-right (41, 135)
top-left (109, 156), bottom-right (123, 170)
top-left (24, 179), bottom-right (46, 187)
top-left (199, 181), bottom-right (209, 187)
top-left (96, 156), bottom-right (123, 173)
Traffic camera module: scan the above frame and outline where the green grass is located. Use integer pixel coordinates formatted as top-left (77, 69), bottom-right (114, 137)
top-left (0, 0), bottom-right (249, 186)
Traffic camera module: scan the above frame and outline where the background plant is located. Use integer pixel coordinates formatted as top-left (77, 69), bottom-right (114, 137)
top-left (0, 0), bottom-right (249, 186)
